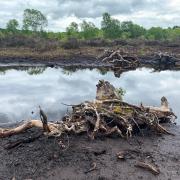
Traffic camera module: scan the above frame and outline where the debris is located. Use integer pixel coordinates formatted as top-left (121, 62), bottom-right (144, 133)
top-left (39, 106), bottom-right (51, 132)
top-left (84, 162), bottom-right (97, 173)
top-left (144, 52), bottom-right (180, 70)
top-left (135, 161), bottom-right (160, 175)
top-left (117, 151), bottom-right (125, 160)
top-left (116, 149), bottom-right (142, 160)
top-left (0, 80), bottom-right (176, 139)
top-left (100, 50), bottom-right (139, 69)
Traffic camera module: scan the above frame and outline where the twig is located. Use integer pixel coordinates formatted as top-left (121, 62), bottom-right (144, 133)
top-left (135, 161), bottom-right (160, 175)
top-left (61, 102), bottom-right (78, 106)
top-left (84, 162), bottom-right (97, 173)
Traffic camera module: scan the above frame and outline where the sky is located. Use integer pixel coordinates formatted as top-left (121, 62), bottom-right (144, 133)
top-left (0, 0), bottom-right (179, 32)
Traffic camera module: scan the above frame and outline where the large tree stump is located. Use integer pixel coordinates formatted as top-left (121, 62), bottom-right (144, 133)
top-left (0, 80), bottom-right (176, 139)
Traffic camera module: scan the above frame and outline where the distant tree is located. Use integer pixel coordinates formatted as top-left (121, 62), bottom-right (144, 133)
top-left (6, 19), bottom-right (19, 32)
top-left (166, 27), bottom-right (180, 40)
top-left (146, 27), bottom-right (167, 40)
top-left (131, 24), bottom-right (146, 38)
top-left (81, 20), bottom-right (99, 39)
top-left (23, 9), bottom-right (48, 31)
top-left (121, 21), bottom-right (146, 38)
top-left (101, 12), bottom-right (121, 39)
top-left (173, 26), bottom-right (180, 29)
top-left (121, 21), bottom-right (133, 32)
top-left (66, 22), bottom-right (79, 38)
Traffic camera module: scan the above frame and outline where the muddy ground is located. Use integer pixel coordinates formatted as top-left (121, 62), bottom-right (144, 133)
top-left (0, 44), bottom-right (179, 68)
top-left (0, 124), bottom-right (179, 180)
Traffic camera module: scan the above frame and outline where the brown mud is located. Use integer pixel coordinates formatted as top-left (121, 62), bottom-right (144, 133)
top-left (0, 44), bottom-right (179, 69)
top-left (0, 124), bottom-right (179, 180)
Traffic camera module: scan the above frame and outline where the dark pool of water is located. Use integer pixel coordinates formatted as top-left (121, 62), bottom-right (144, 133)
top-left (0, 67), bottom-right (179, 124)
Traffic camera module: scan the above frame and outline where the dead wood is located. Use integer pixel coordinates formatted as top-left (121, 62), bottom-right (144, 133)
top-left (135, 161), bottom-right (160, 175)
top-left (0, 80), bottom-right (176, 140)
top-left (117, 149), bottom-right (142, 160)
top-left (100, 50), bottom-right (139, 68)
top-left (148, 52), bottom-right (180, 69)
top-left (39, 106), bottom-right (51, 132)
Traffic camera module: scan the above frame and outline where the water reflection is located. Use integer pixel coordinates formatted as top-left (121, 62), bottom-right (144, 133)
top-left (0, 67), bottom-right (179, 124)
top-left (0, 67), bottom-right (46, 75)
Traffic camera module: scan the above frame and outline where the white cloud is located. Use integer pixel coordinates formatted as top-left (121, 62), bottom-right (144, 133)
top-left (0, 0), bottom-right (179, 31)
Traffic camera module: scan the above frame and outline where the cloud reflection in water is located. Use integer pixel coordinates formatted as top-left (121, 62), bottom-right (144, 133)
top-left (0, 67), bottom-right (179, 124)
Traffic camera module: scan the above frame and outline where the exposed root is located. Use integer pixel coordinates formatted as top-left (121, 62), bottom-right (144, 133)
top-left (0, 80), bottom-right (176, 140)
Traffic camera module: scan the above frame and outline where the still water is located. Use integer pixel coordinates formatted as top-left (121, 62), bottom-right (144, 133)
top-left (0, 67), bottom-right (179, 124)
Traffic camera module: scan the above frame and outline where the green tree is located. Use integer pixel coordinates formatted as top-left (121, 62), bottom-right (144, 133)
top-left (6, 19), bottom-right (19, 32)
top-left (166, 27), bottom-right (180, 40)
top-left (146, 27), bottom-right (167, 40)
top-left (23, 9), bottom-right (48, 31)
top-left (66, 22), bottom-right (79, 38)
top-left (121, 21), bottom-right (146, 38)
top-left (81, 20), bottom-right (99, 39)
top-left (101, 12), bottom-right (121, 39)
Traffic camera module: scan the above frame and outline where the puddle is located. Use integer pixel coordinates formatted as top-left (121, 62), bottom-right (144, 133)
top-left (0, 67), bottom-right (179, 124)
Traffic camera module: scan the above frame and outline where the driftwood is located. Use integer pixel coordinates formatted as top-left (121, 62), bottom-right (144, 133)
top-left (100, 50), bottom-right (139, 69)
top-left (0, 80), bottom-right (176, 139)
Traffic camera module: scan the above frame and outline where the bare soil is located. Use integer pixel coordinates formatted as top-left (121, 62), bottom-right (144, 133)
top-left (0, 124), bottom-right (179, 180)
top-left (0, 45), bottom-right (179, 68)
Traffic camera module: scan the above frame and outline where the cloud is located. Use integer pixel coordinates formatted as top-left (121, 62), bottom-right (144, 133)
top-left (0, 0), bottom-right (179, 31)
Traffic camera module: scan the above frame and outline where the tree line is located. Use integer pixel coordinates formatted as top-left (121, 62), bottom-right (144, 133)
top-left (1, 8), bottom-right (180, 41)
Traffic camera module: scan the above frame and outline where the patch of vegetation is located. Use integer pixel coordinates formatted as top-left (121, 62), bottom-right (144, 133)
top-left (0, 9), bottom-right (179, 49)
top-left (116, 87), bottom-right (126, 100)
